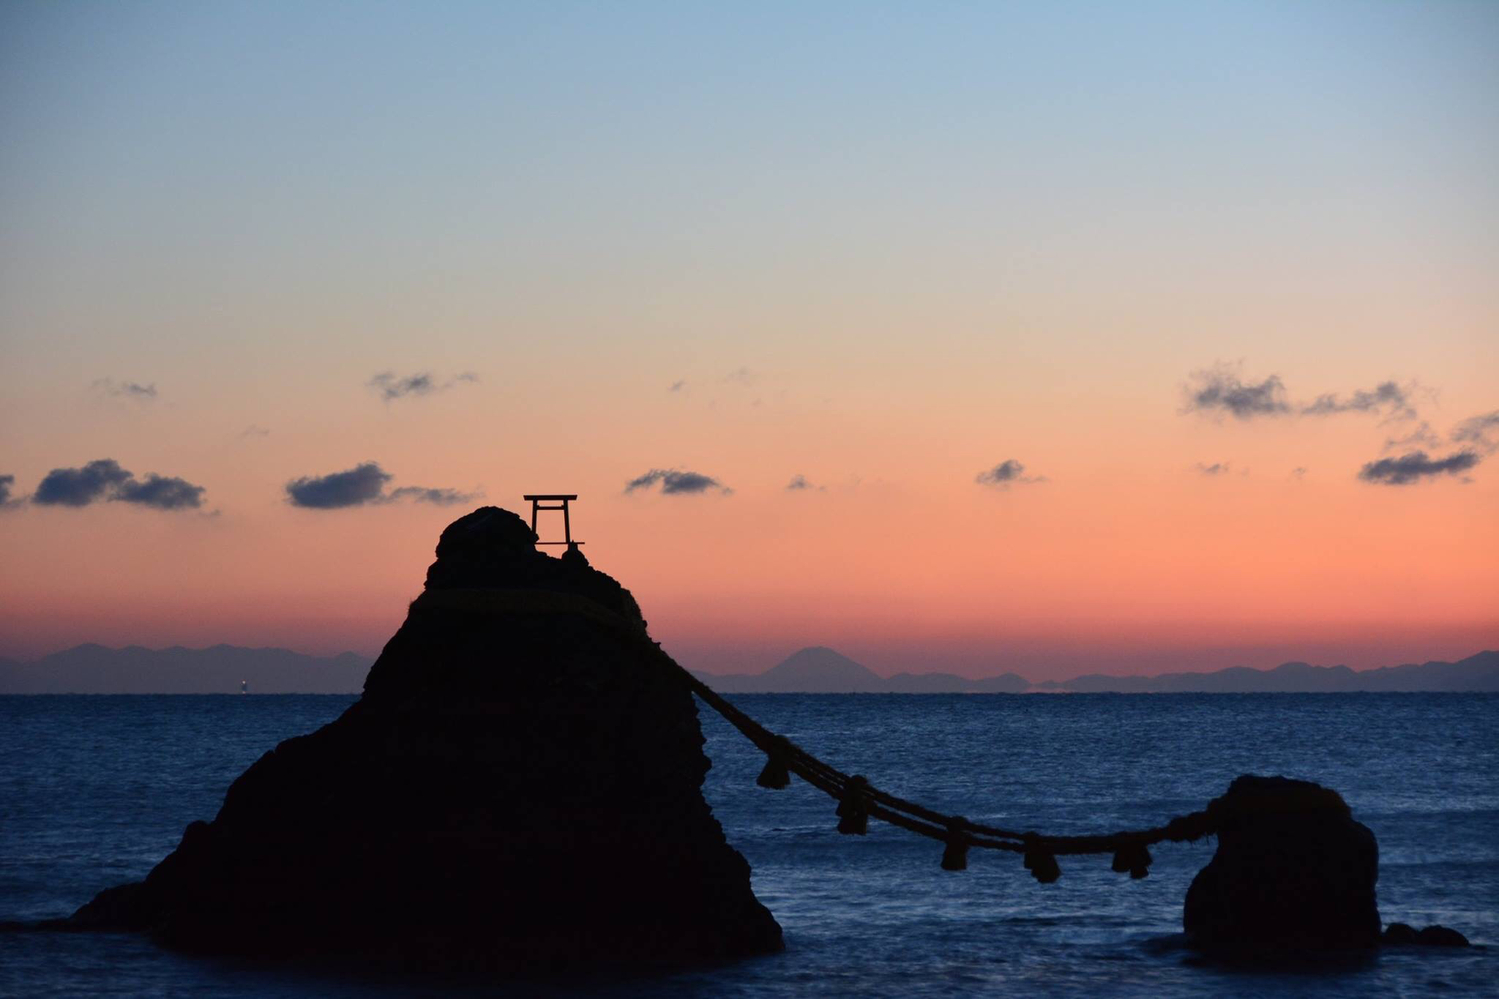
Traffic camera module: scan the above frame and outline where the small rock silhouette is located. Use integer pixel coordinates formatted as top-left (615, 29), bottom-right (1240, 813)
top-left (1184, 775), bottom-right (1381, 952)
top-left (1384, 923), bottom-right (1470, 947)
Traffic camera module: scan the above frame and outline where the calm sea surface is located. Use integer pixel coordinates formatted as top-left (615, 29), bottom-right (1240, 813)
top-left (1, 693), bottom-right (1495, 998)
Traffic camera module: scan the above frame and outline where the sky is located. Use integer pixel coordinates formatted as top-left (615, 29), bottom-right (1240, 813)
top-left (1, 1), bottom-right (1495, 681)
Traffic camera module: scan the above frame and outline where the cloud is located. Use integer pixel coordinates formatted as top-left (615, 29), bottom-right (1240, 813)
top-left (1195, 462), bottom-right (1230, 476)
top-left (975, 460), bottom-right (1046, 488)
top-left (113, 474), bottom-right (206, 510)
top-left (0, 474), bottom-right (16, 508)
top-left (1383, 421), bottom-right (1441, 453)
top-left (285, 462), bottom-right (392, 508)
top-left (32, 459), bottom-right (205, 510)
top-left (369, 373), bottom-right (433, 400)
top-left (786, 474), bottom-right (827, 492)
top-left (1361, 411), bottom-right (1499, 483)
top-left (1301, 380), bottom-right (1416, 420)
top-left (624, 468), bottom-right (730, 495)
top-left (367, 371), bottom-right (479, 402)
top-left (241, 425), bottom-right (271, 438)
top-left (33, 459), bottom-right (134, 506)
top-left (1451, 411), bottom-right (1499, 454)
top-left (723, 367), bottom-right (758, 386)
top-left (1182, 363), bottom-right (1290, 420)
top-left (669, 379), bottom-right (686, 393)
top-left (385, 485), bottom-right (476, 506)
top-left (1184, 364), bottom-right (1430, 425)
top-left (92, 378), bottom-right (158, 400)
top-left (285, 462), bottom-right (477, 508)
top-left (1290, 467), bottom-right (1308, 480)
top-left (1357, 450), bottom-right (1480, 486)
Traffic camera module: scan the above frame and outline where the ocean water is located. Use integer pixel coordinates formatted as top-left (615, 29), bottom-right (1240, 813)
top-left (1, 692), bottom-right (1495, 998)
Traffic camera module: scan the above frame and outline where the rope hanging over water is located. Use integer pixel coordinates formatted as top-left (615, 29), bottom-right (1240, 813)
top-left (654, 645), bottom-right (1219, 882)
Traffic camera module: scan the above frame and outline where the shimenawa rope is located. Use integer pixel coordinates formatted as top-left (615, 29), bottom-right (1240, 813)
top-left (654, 645), bottom-right (1218, 882)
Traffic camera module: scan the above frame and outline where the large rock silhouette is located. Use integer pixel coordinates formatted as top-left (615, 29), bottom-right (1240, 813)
top-left (1184, 775), bottom-right (1380, 952)
top-left (71, 507), bottom-right (783, 971)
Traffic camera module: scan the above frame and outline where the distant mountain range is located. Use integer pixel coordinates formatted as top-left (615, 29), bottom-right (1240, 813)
top-left (2, 643), bottom-right (1496, 695)
top-left (0, 644), bottom-right (373, 694)
top-left (693, 646), bottom-right (1499, 694)
top-left (694, 647), bottom-right (1029, 693)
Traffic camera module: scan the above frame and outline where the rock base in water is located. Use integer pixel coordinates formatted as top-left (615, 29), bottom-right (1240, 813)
top-left (70, 507), bottom-right (783, 972)
top-left (1383, 923), bottom-right (1470, 947)
top-left (1184, 775), bottom-right (1381, 953)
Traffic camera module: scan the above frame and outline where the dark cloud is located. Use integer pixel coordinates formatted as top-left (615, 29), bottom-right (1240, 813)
top-left (1357, 450), bottom-right (1480, 486)
top-left (0, 474), bottom-right (16, 508)
top-left (975, 460), bottom-right (1046, 488)
top-left (1185, 365), bottom-right (1429, 425)
top-left (33, 459), bottom-right (134, 506)
top-left (624, 468), bottom-right (729, 495)
top-left (93, 378), bottom-right (158, 400)
top-left (286, 462), bottom-right (476, 508)
top-left (285, 462), bottom-right (392, 508)
top-left (367, 371), bottom-right (479, 401)
top-left (1302, 380), bottom-right (1415, 420)
top-left (386, 485), bottom-right (476, 506)
top-left (33, 459), bottom-right (205, 510)
top-left (1195, 462), bottom-right (1230, 476)
top-left (1183, 364), bottom-right (1290, 419)
top-left (1358, 410), bottom-right (1499, 485)
top-left (114, 474), bottom-right (206, 510)
top-left (1451, 410), bottom-right (1499, 454)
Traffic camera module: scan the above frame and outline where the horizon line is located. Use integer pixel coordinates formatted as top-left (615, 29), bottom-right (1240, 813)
top-left (8, 640), bottom-right (1496, 687)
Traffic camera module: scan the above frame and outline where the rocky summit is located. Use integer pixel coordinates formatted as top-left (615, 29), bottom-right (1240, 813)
top-left (69, 506), bottom-right (783, 971)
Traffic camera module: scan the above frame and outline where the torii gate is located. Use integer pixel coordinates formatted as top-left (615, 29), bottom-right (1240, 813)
top-left (524, 494), bottom-right (581, 547)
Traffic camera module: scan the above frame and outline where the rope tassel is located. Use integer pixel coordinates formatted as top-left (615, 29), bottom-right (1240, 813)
top-left (1023, 842), bottom-right (1061, 883)
top-left (756, 755), bottom-right (791, 790)
top-left (1111, 842), bottom-right (1152, 879)
top-left (756, 738), bottom-right (792, 790)
top-left (836, 775), bottom-right (870, 835)
top-left (941, 817), bottom-right (969, 871)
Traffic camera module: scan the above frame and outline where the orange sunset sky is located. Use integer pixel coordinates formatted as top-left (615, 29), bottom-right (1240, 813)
top-left (1, 2), bottom-right (1495, 679)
